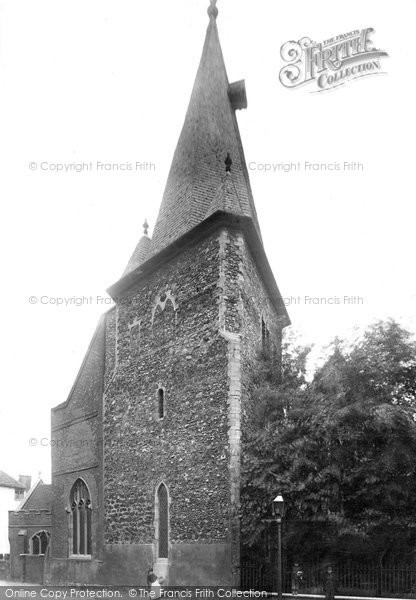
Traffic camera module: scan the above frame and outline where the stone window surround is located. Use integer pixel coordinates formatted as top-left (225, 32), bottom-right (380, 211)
top-left (151, 290), bottom-right (178, 326)
top-left (68, 477), bottom-right (92, 559)
top-left (154, 482), bottom-right (170, 566)
top-left (156, 386), bottom-right (166, 421)
top-left (29, 530), bottom-right (50, 555)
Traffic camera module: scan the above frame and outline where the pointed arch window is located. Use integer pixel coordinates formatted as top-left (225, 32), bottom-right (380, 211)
top-left (156, 483), bottom-right (169, 559)
top-left (151, 291), bottom-right (178, 348)
top-left (70, 478), bottom-right (92, 556)
top-left (30, 531), bottom-right (49, 555)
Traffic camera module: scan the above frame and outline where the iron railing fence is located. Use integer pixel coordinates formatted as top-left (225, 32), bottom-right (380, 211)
top-left (240, 562), bottom-right (416, 598)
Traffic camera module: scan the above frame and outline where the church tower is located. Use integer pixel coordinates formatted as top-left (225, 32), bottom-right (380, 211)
top-left (49, 0), bottom-right (289, 586)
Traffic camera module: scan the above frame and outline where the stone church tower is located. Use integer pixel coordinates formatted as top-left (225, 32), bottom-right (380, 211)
top-left (48, 0), bottom-right (289, 586)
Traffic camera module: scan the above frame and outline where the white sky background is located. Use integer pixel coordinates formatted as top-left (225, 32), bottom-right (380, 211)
top-left (0, 0), bottom-right (415, 484)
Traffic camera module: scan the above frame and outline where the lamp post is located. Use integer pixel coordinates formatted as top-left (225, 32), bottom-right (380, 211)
top-left (273, 494), bottom-right (285, 600)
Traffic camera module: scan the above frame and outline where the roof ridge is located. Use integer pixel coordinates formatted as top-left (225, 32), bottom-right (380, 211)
top-left (0, 470), bottom-right (25, 490)
top-left (16, 480), bottom-right (52, 511)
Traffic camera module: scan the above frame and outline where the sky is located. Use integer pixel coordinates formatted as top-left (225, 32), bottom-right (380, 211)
top-left (0, 0), bottom-right (415, 484)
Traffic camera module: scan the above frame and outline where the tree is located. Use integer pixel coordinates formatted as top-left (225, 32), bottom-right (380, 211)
top-left (241, 320), bottom-right (416, 566)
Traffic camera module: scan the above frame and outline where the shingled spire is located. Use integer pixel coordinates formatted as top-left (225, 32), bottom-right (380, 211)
top-left (147, 0), bottom-right (261, 259)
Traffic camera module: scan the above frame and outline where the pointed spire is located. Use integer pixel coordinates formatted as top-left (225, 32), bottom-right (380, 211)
top-left (122, 221), bottom-right (151, 276)
top-left (148, 3), bottom-right (261, 259)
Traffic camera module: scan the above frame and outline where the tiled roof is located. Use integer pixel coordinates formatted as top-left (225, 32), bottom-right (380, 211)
top-left (134, 11), bottom-right (261, 267)
top-left (19, 481), bottom-right (51, 511)
top-left (0, 470), bottom-right (25, 490)
top-left (205, 171), bottom-right (247, 219)
top-left (53, 313), bottom-right (106, 414)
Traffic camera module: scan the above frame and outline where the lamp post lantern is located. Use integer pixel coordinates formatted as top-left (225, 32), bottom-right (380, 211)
top-left (273, 494), bottom-right (285, 600)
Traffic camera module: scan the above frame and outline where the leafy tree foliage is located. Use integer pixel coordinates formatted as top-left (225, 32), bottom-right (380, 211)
top-left (241, 320), bottom-right (416, 565)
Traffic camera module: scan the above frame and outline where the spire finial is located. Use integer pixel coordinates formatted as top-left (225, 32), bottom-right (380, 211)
top-left (225, 152), bottom-right (232, 173)
top-left (143, 219), bottom-right (149, 236)
top-left (207, 0), bottom-right (218, 19)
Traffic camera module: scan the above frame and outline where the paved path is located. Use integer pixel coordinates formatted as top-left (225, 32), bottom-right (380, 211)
top-left (0, 580), bottom-right (38, 585)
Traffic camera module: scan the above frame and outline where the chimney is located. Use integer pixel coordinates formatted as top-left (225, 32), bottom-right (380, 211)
top-left (18, 475), bottom-right (32, 491)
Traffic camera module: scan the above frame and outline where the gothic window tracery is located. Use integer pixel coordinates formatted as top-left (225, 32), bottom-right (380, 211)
top-left (69, 478), bottom-right (92, 556)
top-left (30, 531), bottom-right (49, 555)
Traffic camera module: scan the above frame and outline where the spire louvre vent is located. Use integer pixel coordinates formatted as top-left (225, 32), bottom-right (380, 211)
top-left (228, 80), bottom-right (248, 111)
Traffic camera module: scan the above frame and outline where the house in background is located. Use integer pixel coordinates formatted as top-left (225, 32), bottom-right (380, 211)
top-left (0, 471), bottom-right (31, 557)
top-left (9, 478), bottom-right (52, 584)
